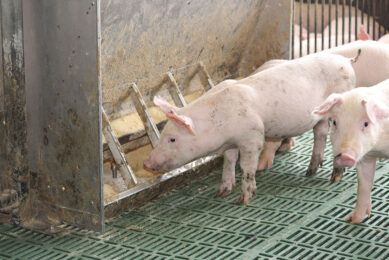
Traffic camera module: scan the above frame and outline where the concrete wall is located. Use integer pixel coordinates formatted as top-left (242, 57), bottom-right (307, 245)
top-left (101, 0), bottom-right (291, 118)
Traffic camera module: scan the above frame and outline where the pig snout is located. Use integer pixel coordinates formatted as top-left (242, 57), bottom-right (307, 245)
top-left (334, 152), bottom-right (356, 167)
top-left (144, 159), bottom-right (154, 170)
top-left (144, 151), bottom-right (171, 172)
top-left (144, 158), bottom-right (163, 172)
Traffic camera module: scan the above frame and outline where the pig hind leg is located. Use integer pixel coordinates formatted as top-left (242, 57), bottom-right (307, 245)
top-left (218, 148), bottom-right (239, 197)
top-left (306, 119), bottom-right (329, 176)
top-left (257, 140), bottom-right (282, 171)
top-left (278, 138), bottom-right (296, 152)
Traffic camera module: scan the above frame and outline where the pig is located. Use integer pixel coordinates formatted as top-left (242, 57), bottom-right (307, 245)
top-left (327, 41), bottom-right (389, 90)
top-left (378, 34), bottom-right (389, 44)
top-left (144, 52), bottom-right (357, 205)
top-left (323, 16), bottom-right (385, 42)
top-left (312, 79), bottom-right (389, 223)
top-left (294, 34), bottom-right (356, 58)
top-left (260, 40), bottom-right (389, 177)
top-left (360, 29), bottom-right (389, 44)
top-left (294, 2), bottom-right (357, 33)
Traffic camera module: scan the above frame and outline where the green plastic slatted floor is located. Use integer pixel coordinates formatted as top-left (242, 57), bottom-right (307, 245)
top-left (1, 131), bottom-right (389, 259)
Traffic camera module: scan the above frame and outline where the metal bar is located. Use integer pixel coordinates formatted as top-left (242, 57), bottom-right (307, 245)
top-left (367, 0), bottom-right (371, 34)
top-left (291, 0), bottom-right (295, 59)
top-left (299, 0), bottom-right (303, 57)
top-left (355, 0), bottom-right (358, 39)
top-left (348, 1), bottom-right (351, 43)
top-left (342, 0), bottom-right (345, 44)
top-left (198, 62), bottom-right (215, 90)
top-left (129, 83), bottom-right (160, 147)
top-left (372, 0), bottom-right (376, 40)
top-left (321, 0), bottom-right (325, 50)
top-left (307, 0), bottom-right (310, 55)
top-left (381, 0), bottom-right (388, 34)
top-left (166, 72), bottom-right (187, 107)
top-left (378, 0), bottom-right (382, 38)
top-left (361, 0), bottom-right (365, 25)
top-left (335, 0), bottom-right (339, 46)
top-left (102, 109), bottom-right (137, 187)
top-left (329, 0), bottom-right (332, 48)
top-left (314, 0), bottom-right (317, 53)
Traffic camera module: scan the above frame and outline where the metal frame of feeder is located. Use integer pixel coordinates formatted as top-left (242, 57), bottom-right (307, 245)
top-left (103, 62), bottom-right (217, 205)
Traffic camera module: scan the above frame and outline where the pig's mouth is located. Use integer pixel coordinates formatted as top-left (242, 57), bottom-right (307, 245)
top-left (334, 152), bottom-right (356, 167)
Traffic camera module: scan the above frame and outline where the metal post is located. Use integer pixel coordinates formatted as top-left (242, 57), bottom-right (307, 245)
top-left (291, 0), bottom-right (295, 59)
top-left (102, 109), bottom-right (137, 187)
top-left (335, 0), bottom-right (339, 46)
top-left (307, 0), bottom-right (310, 55)
top-left (129, 83), bottom-right (160, 148)
top-left (299, 0), bottom-right (303, 57)
top-left (1, 0), bottom-right (27, 198)
top-left (166, 72), bottom-right (187, 107)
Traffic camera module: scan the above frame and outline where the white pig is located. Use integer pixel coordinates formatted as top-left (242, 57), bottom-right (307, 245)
top-left (294, 2), bottom-right (357, 33)
top-left (378, 34), bottom-right (389, 44)
top-left (323, 16), bottom-right (384, 42)
top-left (313, 79), bottom-right (389, 223)
top-left (294, 34), bottom-right (356, 58)
top-left (260, 41), bottom-right (389, 177)
top-left (144, 53), bottom-right (357, 205)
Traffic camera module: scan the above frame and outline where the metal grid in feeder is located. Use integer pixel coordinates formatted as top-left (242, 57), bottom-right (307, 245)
top-left (103, 62), bottom-right (216, 206)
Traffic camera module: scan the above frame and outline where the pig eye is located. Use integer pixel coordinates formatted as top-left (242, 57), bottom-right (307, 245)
top-left (364, 122), bottom-right (368, 127)
top-left (333, 120), bottom-right (337, 126)
top-left (169, 138), bottom-right (176, 143)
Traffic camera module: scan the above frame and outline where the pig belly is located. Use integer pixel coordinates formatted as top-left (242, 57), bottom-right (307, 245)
top-left (264, 111), bottom-right (319, 139)
top-left (256, 80), bottom-right (328, 139)
top-left (262, 95), bottom-right (323, 139)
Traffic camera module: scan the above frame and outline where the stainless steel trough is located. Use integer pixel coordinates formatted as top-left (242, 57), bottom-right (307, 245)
top-left (0, 0), bottom-right (291, 232)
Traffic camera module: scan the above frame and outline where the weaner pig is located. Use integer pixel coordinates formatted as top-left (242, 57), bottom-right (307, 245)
top-left (259, 40), bottom-right (389, 179)
top-left (313, 79), bottom-right (389, 223)
top-left (144, 52), bottom-right (358, 205)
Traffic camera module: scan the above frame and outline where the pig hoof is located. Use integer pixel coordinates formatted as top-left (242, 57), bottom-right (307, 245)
top-left (217, 180), bottom-right (235, 197)
top-left (217, 186), bottom-right (233, 197)
top-left (330, 174), bottom-right (342, 182)
top-left (278, 138), bottom-right (296, 152)
top-left (330, 168), bottom-right (344, 182)
top-left (346, 206), bottom-right (372, 224)
top-left (346, 212), bottom-right (366, 224)
top-left (237, 196), bottom-right (250, 205)
top-left (306, 167), bottom-right (317, 177)
top-left (238, 188), bottom-right (256, 205)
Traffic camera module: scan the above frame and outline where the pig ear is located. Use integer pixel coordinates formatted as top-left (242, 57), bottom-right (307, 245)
top-left (312, 94), bottom-right (344, 116)
top-left (153, 96), bottom-right (178, 114)
top-left (167, 111), bottom-right (196, 136)
top-left (362, 99), bottom-right (389, 124)
top-left (357, 25), bottom-right (372, 41)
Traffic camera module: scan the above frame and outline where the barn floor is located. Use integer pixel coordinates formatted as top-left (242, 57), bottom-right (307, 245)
top-left (0, 131), bottom-right (388, 259)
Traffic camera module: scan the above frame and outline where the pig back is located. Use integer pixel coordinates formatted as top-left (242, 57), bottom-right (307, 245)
top-left (327, 40), bottom-right (389, 87)
top-left (245, 53), bottom-right (356, 138)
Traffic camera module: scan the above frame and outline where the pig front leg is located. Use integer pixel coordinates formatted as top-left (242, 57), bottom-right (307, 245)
top-left (218, 148), bottom-right (239, 197)
top-left (257, 139), bottom-right (282, 171)
top-left (238, 145), bottom-right (262, 205)
top-left (346, 156), bottom-right (376, 224)
top-left (306, 119), bottom-right (329, 176)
